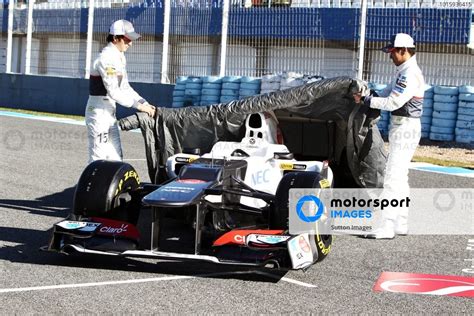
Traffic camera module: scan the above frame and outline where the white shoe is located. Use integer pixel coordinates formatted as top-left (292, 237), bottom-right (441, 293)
top-left (363, 220), bottom-right (395, 239)
top-left (395, 217), bottom-right (408, 235)
top-left (395, 224), bottom-right (408, 235)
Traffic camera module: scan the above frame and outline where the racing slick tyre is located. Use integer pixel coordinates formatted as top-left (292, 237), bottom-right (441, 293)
top-left (73, 160), bottom-right (141, 224)
top-left (271, 171), bottom-right (332, 262)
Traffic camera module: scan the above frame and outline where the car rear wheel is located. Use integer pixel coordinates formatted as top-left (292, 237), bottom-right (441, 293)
top-left (271, 171), bottom-right (332, 262)
top-left (73, 160), bottom-right (141, 224)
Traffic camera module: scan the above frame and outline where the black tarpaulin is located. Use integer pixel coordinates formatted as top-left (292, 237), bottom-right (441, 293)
top-left (119, 77), bottom-right (387, 188)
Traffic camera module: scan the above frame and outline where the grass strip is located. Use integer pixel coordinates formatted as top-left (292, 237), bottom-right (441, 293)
top-left (0, 107), bottom-right (84, 121)
top-left (412, 156), bottom-right (473, 169)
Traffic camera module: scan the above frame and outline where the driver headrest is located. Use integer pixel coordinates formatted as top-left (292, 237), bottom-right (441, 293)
top-left (243, 112), bottom-right (278, 144)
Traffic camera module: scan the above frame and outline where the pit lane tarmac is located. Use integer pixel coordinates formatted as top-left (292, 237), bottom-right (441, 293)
top-left (0, 114), bottom-right (472, 313)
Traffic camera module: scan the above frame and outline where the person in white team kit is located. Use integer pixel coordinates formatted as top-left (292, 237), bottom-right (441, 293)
top-left (354, 33), bottom-right (425, 239)
top-left (85, 19), bottom-right (155, 163)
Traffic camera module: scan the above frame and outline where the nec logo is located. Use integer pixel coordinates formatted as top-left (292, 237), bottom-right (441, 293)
top-left (251, 169), bottom-right (270, 185)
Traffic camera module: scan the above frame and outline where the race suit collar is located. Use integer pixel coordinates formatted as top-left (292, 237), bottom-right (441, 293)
top-left (106, 42), bottom-right (121, 54)
top-left (396, 55), bottom-right (417, 72)
top-left (103, 42), bottom-right (126, 62)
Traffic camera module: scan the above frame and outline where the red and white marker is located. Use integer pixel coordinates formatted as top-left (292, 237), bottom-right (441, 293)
top-left (373, 272), bottom-right (474, 297)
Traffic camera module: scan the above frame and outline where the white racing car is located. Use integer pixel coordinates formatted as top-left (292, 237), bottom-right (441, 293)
top-left (47, 112), bottom-right (334, 270)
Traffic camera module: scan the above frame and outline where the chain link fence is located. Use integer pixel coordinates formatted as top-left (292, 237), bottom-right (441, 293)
top-left (363, 6), bottom-right (473, 85)
top-left (1, 0), bottom-right (473, 85)
top-left (166, 1), bottom-right (219, 80)
top-left (225, 6), bottom-right (340, 77)
top-left (29, 4), bottom-right (84, 77)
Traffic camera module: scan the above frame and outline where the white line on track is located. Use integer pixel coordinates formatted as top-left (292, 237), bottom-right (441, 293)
top-left (253, 271), bottom-right (317, 288)
top-left (0, 110), bottom-right (85, 126)
top-left (212, 270), bottom-right (317, 288)
top-left (0, 275), bottom-right (195, 294)
top-left (0, 271), bottom-right (316, 294)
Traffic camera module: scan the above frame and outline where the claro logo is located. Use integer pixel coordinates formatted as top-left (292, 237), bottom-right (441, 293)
top-left (233, 235), bottom-right (245, 243)
top-left (100, 224), bottom-right (128, 234)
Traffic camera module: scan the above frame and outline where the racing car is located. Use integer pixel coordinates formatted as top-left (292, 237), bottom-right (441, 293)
top-left (46, 112), bottom-right (334, 270)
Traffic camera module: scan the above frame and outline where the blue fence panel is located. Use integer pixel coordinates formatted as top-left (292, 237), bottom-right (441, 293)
top-left (2, 7), bottom-right (166, 36)
top-left (228, 8), bottom-right (327, 39)
top-left (92, 7), bottom-right (165, 35)
top-left (320, 8), bottom-right (359, 41)
top-left (28, 9), bottom-right (83, 33)
top-left (0, 6), bottom-right (471, 43)
top-left (1, 8), bottom-right (8, 34)
top-left (225, 8), bottom-right (471, 43)
top-left (93, 8), bottom-right (129, 33)
top-left (365, 8), bottom-right (472, 44)
top-left (169, 7), bottom-right (221, 36)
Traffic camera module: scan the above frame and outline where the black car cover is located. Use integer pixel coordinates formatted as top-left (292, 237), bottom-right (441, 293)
top-left (119, 77), bottom-right (387, 188)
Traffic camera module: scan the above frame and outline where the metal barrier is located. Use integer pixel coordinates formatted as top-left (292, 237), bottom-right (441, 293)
top-left (0, 0), bottom-right (473, 85)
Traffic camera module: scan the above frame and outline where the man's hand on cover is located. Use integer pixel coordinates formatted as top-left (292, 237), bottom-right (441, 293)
top-left (353, 92), bottom-right (363, 104)
top-left (353, 92), bottom-right (372, 106)
top-left (137, 102), bottom-right (156, 118)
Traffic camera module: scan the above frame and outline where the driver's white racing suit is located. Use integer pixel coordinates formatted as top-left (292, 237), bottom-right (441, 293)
top-left (85, 43), bottom-right (147, 162)
top-left (366, 55), bottom-right (424, 237)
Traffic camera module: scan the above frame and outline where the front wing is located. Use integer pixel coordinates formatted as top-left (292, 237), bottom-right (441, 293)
top-left (47, 218), bottom-right (319, 270)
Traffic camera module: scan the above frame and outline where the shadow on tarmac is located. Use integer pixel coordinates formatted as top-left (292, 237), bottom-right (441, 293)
top-left (0, 187), bottom-right (75, 218)
top-left (0, 225), bottom-right (288, 284)
top-left (0, 186), bottom-right (289, 283)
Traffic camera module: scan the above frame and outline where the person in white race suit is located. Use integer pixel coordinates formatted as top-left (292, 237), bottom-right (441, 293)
top-left (354, 33), bottom-right (425, 239)
top-left (85, 20), bottom-right (155, 162)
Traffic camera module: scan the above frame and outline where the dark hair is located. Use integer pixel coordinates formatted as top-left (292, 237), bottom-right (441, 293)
top-left (407, 48), bottom-right (416, 56)
top-left (395, 47), bottom-right (416, 56)
top-left (106, 34), bottom-right (125, 43)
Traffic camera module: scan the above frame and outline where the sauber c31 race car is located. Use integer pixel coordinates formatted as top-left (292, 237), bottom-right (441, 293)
top-left (47, 112), bottom-right (334, 270)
